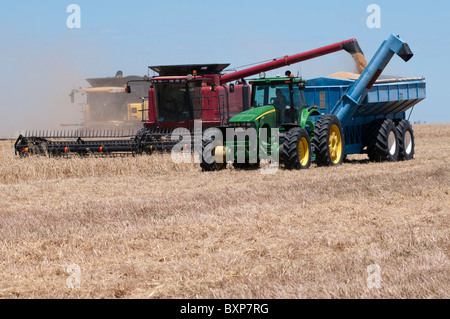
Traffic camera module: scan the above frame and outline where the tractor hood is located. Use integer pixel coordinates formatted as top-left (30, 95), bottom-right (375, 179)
top-left (229, 105), bottom-right (275, 123)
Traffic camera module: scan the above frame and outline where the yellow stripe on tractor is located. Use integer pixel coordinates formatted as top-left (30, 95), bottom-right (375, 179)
top-left (255, 109), bottom-right (276, 121)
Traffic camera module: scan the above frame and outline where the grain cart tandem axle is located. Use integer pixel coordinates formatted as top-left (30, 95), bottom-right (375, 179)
top-left (201, 34), bottom-right (426, 171)
top-left (14, 38), bottom-right (364, 157)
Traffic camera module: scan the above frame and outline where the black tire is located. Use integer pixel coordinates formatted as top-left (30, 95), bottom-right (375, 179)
top-left (200, 138), bottom-right (227, 172)
top-left (134, 128), bottom-right (153, 155)
top-left (367, 119), bottom-right (399, 162)
top-left (396, 119), bottom-right (415, 161)
top-left (313, 114), bottom-right (345, 167)
top-left (233, 160), bottom-right (261, 170)
top-left (281, 127), bottom-right (311, 170)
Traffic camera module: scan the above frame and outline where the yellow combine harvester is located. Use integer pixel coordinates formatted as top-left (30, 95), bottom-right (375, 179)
top-left (69, 71), bottom-right (151, 131)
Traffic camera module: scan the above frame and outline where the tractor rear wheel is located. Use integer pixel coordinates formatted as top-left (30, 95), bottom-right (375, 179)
top-left (281, 127), bottom-right (311, 170)
top-left (313, 115), bottom-right (345, 166)
top-left (367, 119), bottom-right (399, 162)
top-left (200, 138), bottom-right (227, 171)
top-left (396, 119), bottom-right (415, 161)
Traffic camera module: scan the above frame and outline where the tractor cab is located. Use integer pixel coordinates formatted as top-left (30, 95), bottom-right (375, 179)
top-left (249, 74), bottom-right (307, 126)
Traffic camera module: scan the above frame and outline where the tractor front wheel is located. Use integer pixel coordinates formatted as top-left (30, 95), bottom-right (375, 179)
top-left (200, 138), bottom-right (227, 172)
top-left (281, 127), bottom-right (311, 170)
top-left (313, 115), bottom-right (345, 166)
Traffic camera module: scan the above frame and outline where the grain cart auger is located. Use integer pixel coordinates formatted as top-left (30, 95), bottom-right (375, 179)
top-left (201, 34), bottom-right (425, 171)
top-left (14, 38), bottom-right (365, 157)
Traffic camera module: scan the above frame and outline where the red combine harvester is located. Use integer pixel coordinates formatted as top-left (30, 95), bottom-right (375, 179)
top-left (15, 39), bottom-right (364, 156)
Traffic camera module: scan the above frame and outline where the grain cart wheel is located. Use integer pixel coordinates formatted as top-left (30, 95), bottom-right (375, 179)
top-left (396, 119), bottom-right (415, 161)
top-left (313, 115), bottom-right (345, 167)
top-left (281, 127), bottom-right (311, 170)
top-left (367, 119), bottom-right (399, 162)
top-left (200, 138), bottom-right (227, 171)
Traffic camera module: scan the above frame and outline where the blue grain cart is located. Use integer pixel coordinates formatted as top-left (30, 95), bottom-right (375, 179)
top-left (305, 75), bottom-right (426, 161)
top-left (307, 34), bottom-right (426, 165)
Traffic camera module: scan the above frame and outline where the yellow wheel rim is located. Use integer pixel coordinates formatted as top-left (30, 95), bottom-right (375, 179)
top-left (298, 137), bottom-right (310, 167)
top-left (214, 146), bottom-right (226, 169)
top-left (329, 125), bottom-right (343, 164)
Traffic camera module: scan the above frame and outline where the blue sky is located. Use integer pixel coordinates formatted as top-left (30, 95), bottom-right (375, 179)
top-left (0, 0), bottom-right (448, 135)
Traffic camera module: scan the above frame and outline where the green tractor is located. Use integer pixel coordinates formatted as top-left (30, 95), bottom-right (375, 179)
top-left (201, 73), bottom-right (345, 171)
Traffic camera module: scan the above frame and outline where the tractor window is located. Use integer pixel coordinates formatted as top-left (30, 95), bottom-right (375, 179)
top-left (252, 85), bottom-right (290, 109)
top-left (293, 89), bottom-right (307, 111)
top-left (252, 84), bottom-right (298, 109)
top-left (253, 87), bottom-right (266, 107)
top-left (252, 82), bottom-right (306, 124)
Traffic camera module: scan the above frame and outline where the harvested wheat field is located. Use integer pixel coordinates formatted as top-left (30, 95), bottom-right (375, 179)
top-left (0, 124), bottom-right (449, 299)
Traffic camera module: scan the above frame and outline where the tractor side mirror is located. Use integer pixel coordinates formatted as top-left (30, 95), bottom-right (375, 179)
top-left (229, 84), bottom-right (235, 93)
top-left (126, 85), bottom-right (131, 94)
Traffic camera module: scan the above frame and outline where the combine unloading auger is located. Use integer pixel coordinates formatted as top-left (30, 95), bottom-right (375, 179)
top-left (15, 38), bottom-right (365, 157)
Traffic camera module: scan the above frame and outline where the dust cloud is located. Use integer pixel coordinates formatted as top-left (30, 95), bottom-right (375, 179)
top-left (0, 43), bottom-right (86, 138)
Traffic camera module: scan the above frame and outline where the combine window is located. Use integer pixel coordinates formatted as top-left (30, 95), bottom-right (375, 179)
top-left (154, 82), bottom-right (202, 123)
top-left (87, 92), bottom-right (128, 121)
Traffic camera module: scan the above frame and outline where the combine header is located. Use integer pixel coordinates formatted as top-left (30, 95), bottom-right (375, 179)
top-left (15, 38), bottom-right (364, 157)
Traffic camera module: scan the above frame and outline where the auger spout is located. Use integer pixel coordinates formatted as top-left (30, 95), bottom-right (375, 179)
top-left (333, 34), bottom-right (414, 126)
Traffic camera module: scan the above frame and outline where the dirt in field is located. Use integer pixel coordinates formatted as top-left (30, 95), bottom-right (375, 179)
top-left (0, 124), bottom-right (448, 299)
